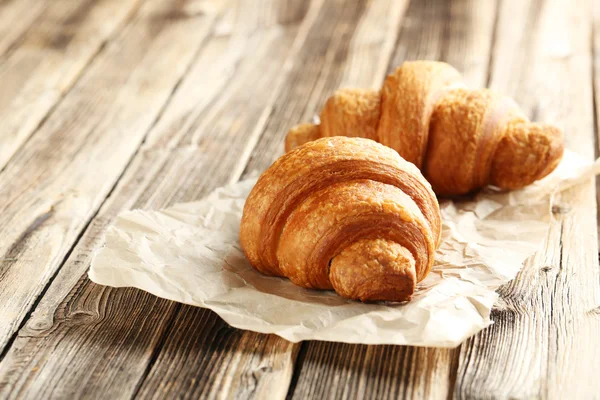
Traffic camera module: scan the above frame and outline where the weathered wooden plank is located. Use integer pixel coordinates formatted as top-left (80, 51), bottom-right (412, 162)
top-left (290, 345), bottom-right (458, 399)
top-left (0, 0), bottom-right (143, 171)
top-left (388, 0), bottom-right (495, 86)
top-left (333, 0), bottom-right (408, 89)
top-left (243, 0), bottom-right (410, 173)
top-left (0, 0), bottom-right (223, 359)
top-left (136, 305), bottom-right (299, 399)
top-left (139, 0), bottom-right (330, 187)
top-left (0, 150), bottom-right (195, 399)
top-left (0, 0), bottom-right (320, 398)
top-left (455, 0), bottom-right (600, 398)
top-left (0, 0), bottom-right (47, 56)
top-left (283, 0), bottom-right (497, 398)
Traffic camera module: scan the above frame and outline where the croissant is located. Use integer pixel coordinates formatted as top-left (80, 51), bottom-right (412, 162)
top-left (285, 61), bottom-right (564, 196)
top-left (240, 137), bottom-right (441, 302)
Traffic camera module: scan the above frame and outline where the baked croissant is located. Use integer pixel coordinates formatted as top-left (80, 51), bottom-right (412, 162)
top-left (240, 137), bottom-right (441, 302)
top-left (285, 61), bottom-right (564, 196)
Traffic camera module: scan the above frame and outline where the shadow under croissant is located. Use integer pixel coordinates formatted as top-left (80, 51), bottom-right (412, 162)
top-left (221, 249), bottom-right (415, 307)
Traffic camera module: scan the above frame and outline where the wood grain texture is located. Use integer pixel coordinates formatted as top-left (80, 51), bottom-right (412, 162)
top-left (388, 0), bottom-right (496, 87)
top-left (285, 0), bottom-right (497, 398)
top-left (0, 0), bottom-right (319, 398)
top-left (0, 1), bottom-right (597, 399)
top-left (244, 0), bottom-right (410, 174)
top-left (136, 306), bottom-right (299, 400)
top-left (0, 0), bottom-right (142, 171)
top-left (0, 0), bottom-right (47, 56)
top-left (290, 344), bottom-right (458, 400)
top-left (455, 0), bottom-right (600, 398)
top-left (0, 0), bottom-right (222, 358)
top-left (140, 0), bottom-right (328, 191)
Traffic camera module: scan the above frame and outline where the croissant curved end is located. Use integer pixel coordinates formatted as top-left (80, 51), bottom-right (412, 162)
top-left (329, 239), bottom-right (417, 302)
top-left (284, 123), bottom-right (321, 153)
top-left (490, 122), bottom-right (565, 189)
top-left (240, 137), bottom-right (441, 302)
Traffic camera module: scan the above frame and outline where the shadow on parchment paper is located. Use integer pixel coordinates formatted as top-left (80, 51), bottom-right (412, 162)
top-left (220, 244), bottom-right (410, 308)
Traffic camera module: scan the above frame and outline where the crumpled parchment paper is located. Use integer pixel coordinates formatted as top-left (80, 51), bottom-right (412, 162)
top-left (89, 151), bottom-right (600, 347)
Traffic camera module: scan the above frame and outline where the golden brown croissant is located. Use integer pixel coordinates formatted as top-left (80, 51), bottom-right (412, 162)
top-left (240, 137), bottom-right (441, 302)
top-left (285, 61), bottom-right (564, 196)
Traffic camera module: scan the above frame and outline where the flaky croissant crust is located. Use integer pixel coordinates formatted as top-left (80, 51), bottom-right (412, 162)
top-left (285, 61), bottom-right (564, 196)
top-left (240, 137), bottom-right (441, 302)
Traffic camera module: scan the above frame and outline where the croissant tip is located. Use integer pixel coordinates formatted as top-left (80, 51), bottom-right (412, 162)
top-left (489, 122), bottom-right (565, 190)
top-left (284, 123), bottom-right (321, 152)
top-left (328, 238), bottom-right (420, 302)
top-left (534, 125), bottom-right (565, 182)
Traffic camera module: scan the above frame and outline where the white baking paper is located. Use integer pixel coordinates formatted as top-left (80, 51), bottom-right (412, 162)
top-left (89, 151), bottom-right (600, 347)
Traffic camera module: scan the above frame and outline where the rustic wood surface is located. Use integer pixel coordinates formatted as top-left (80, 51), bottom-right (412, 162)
top-left (0, 0), bottom-right (598, 399)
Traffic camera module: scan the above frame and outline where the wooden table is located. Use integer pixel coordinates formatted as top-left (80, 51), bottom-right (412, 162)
top-left (0, 0), bottom-right (598, 398)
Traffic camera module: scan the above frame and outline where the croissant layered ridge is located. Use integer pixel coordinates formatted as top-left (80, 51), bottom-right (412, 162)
top-left (284, 61), bottom-right (565, 196)
top-left (240, 137), bottom-right (441, 302)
